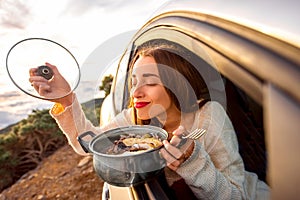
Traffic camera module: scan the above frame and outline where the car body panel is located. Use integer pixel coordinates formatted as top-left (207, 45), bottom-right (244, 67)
top-left (154, 0), bottom-right (300, 49)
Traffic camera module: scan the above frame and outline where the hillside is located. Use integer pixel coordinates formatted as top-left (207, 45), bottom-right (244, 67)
top-left (0, 144), bottom-right (104, 200)
top-left (0, 98), bottom-right (105, 199)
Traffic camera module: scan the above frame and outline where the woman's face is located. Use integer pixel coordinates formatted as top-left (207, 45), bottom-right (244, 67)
top-left (131, 56), bottom-right (175, 120)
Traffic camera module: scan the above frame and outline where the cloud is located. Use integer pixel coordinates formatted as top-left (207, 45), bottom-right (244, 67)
top-left (63, 0), bottom-right (163, 16)
top-left (63, 0), bottom-right (114, 15)
top-left (0, 0), bottom-right (32, 29)
top-left (0, 90), bottom-right (21, 98)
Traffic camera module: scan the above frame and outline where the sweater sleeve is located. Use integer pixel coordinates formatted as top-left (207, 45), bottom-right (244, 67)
top-left (176, 102), bottom-right (269, 199)
top-left (50, 95), bottom-right (133, 155)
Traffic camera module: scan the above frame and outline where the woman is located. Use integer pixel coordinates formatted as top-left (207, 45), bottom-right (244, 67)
top-left (29, 40), bottom-right (269, 199)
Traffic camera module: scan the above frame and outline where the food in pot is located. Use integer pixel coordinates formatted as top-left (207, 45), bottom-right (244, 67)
top-left (107, 133), bottom-right (163, 155)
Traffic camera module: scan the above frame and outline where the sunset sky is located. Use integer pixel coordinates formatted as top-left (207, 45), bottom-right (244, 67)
top-left (0, 0), bottom-right (171, 128)
top-left (0, 0), bottom-right (171, 87)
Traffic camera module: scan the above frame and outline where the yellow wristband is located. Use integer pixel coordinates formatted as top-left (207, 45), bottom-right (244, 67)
top-left (52, 103), bottom-right (65, 115)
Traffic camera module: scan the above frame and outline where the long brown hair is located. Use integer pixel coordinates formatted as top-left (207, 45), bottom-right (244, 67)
top-left (128, 39), bottom-right (210, 125)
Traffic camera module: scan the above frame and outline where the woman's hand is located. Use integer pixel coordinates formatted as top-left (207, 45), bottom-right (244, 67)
top-left (29, 62), bottom-right (73, 107)
top-left (160, 126), bottom-right (194, 171)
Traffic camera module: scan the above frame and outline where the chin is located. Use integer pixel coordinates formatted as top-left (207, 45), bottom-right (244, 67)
top-left (136, 111), bottom-right (153, 120)
top-left (136, 107), bottom-right (166, 121)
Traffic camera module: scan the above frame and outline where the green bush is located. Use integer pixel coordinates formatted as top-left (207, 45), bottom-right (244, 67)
top-left (0, 109), bottom-right (66, 191)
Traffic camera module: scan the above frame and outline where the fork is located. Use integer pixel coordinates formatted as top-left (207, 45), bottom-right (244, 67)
top-left (177, 128), bottom-right (206, 148)
top-left (182, 128), bottom-right (206, 140)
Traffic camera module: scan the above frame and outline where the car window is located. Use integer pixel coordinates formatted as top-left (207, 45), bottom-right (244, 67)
top-left (120, 39), bottom-right (267, 182)
top-left (113, 8), bottom-right (300, 184)
top-left (112, 50), bottom-right (131, 114)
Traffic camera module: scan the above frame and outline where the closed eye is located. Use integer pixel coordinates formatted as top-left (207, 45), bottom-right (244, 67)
top-left (146, 83), bottom-right (158, 86)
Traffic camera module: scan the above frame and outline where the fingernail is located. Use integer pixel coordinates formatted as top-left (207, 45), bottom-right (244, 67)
top-left (178, 125), bottom-right (185, 132)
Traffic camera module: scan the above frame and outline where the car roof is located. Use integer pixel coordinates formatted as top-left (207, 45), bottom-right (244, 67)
top-left (127, 0), bottom-right (300, 105)
top-left (152, 0), bottom-right (300, 49)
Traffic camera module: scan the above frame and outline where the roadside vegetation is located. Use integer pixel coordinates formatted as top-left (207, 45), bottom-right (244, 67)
top-left (0, 75), bottom-right (113, 192)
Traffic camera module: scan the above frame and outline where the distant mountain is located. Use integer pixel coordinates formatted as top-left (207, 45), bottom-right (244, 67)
top-left (0, 123), bottom-right (17, 134)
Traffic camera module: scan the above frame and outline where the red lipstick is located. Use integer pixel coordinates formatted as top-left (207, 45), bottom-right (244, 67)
top-left (134, 102), bottom-right (149, 108)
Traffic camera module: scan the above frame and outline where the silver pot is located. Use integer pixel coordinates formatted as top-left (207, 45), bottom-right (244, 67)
top-left (77, 125), bottom-right (168, 187)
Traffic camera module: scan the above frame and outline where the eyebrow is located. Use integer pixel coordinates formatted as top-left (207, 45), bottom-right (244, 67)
top-left (132, 73), bottom-right (160, 78)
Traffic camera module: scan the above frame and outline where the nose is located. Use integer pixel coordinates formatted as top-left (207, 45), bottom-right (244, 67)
top-left (131, 83), bottom-right (145, 98)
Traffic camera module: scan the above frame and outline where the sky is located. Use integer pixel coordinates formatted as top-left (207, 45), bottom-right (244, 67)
top-left (0, 0), bottom-right (172, 83)
top-left (0, 0), bottom-right (171, 129)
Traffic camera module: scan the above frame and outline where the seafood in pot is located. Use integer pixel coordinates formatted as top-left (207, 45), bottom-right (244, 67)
top-left (107, 133), bottom-right (163, 155)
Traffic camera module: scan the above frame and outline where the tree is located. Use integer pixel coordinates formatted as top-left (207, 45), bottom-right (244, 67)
top-left (99, 74), bottom-right (114, 97)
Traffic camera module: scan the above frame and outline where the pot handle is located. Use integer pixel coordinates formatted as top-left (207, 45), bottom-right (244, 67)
top-left (77, 131), bottom-right (96, 153)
